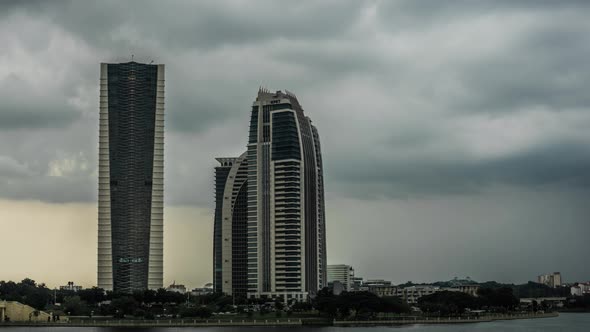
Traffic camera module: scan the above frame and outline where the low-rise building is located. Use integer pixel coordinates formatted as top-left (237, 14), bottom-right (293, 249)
top-left (570, 282), bottom-right (590, 296)
top-left (367, 284), bottom-right (481, 304)
top-left (327, 265), bottom-right (355, 291)
top-left (166, 282), bottom-right (187, 294)
top-left (363, 279), bottom-right (392, 287)
top-left (455, 284), bottom-right (480, 297)
top-left (59, 282), bottom-right (82, 292)
top-left (538, 272), bottom-right (562, 288)
top-left (520, 297), bottom-right (567, 308)
top-left (191, 283), bottom-right (214, 297)
top-left (351, 277), bottom-right (364, 291)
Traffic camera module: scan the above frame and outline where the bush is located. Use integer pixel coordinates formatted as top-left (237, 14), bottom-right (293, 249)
top-left (195, 307), bottom-right (213, 318)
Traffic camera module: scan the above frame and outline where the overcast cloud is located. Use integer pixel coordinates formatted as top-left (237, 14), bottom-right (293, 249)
top-left (1, 0), bottom-right (589, 287)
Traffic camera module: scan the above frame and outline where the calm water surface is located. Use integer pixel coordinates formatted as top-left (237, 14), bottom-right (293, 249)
top-left (1, 313), bottom-right (588, 332)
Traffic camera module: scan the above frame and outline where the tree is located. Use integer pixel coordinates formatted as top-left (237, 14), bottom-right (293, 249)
top-left (111, 296), bottom-right (139, 316)
top-left (63, 296), bottom-right (89, 316)
top-left (313, 288), bottom-right (339, 317)
top-left (78, 288), bottom-right (106, 305)
top-left (21, 278), bottom-right (36, 287)
top-left (313, 289), bottom-right (409, 319)
top-left (291, 301), bottom-right (312, 312)
top-left (179, 305), bottom-right (213, 318)
top-left (195, 307), bottom-right (213, 318)
top-left (418, 291), bottom-right (480, 315)
top-left (478, 287), bottom-right (518, 310)
top-left (381, 296), bottom-right (411, 313)
top-left (275, 299), bottom-right (285, 311)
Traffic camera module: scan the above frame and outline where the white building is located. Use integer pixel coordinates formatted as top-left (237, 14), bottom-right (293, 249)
top-left (368, 284), bottom-right (481, 304)
top-left (538, 272), bottom-right (562, 288)
top-left (571, 283), bottom-right (590, 296)
top-left (59, 281), bottom-right (82, 292)
top-left (327, 265), bottom-right (354, 291)
top-left (364, 279), bottom-right (392, 287)
top-left (245, 89), bottom-right (327, 302)
top-left (191, 283), bottom-right (214, 297)
top-left (166, 282), bottom-right (186, 294)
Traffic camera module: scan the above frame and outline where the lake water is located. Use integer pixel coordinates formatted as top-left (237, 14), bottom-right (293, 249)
top-left (1, 313), bottom-right (588, 332)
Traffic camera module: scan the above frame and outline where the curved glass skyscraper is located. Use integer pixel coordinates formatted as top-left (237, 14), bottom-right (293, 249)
top-left (98, 61), bottom-right (164, 293)
top-left (214, 89), bottom-right (327, 301)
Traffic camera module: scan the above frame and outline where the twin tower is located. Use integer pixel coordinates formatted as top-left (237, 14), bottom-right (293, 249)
top-left (97, 62), bottom-right (327, 300)
top-left (214, 89), bottom-right (327, 301)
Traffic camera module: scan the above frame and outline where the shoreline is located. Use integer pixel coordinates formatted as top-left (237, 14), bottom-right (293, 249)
top-left (334, 312), bottom-right (559, 326)
top-left (0, 312), bottom-right (559, 328)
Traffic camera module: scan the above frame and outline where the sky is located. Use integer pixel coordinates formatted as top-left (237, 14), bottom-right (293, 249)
top-left (0, 0), bottom-right (589, 289)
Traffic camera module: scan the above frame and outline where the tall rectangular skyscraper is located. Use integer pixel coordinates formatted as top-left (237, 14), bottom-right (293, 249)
top-left (98, 61), bottom-right (165, 293)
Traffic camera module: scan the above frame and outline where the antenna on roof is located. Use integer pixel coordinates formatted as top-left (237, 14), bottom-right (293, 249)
top-left (150, 60), bottom-right (154, 64)
top-left (131, 54), bottom-right (134, 61)
top-left (259, 86), bottom-right (271, 94)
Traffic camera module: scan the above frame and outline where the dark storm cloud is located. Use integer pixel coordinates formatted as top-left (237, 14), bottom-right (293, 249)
top-left (450, 23), bottom-right (590, 114)
top-left (0, 174), bottom-right (94, 203)
top-left (0, 0), bottom-right (589, 285)
top-left (0, 75), bottom-right (81, 129)
top-left (376, 0), bottom-right (590, 26)
top-left (329, 141), bottom-right (590, 200)
top-left (1, 0), bottom-right (365, 50)
top-left (0, 0), bottom-right (589, 204)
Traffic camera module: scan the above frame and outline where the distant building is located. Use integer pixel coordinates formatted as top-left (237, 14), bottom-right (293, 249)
top-left (538, 272), bottom-right (562, 288)
top-left (398, 286), bottom-right (441, 304)
top-left (327, 265), bottom-right (355, 291)
top-left (191, 283), bottom-right (214, 297)
top-left (363, 279), bottom-right (392, 287)
top-left (571, 283), bottom-right (590, 296)
top-left (351, 277), bottom-right (364, 291)
top-left (367, 284), bottom-right (481, 304)
top-left (366, 285), bottom-right (398, 297)
top-left (455, 284), bottom-right (480, 297)
top-left (520, 297), bottom-right (566, 308)
top-left (59, 281), bottom-right (82, 292)
top-left (166, 282), bottom-right (186, 294)
top-left (448, 276), bottom-right (477, 287)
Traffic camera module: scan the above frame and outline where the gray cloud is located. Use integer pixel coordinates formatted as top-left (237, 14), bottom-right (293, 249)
top-left (0, 0), bottom-right (588, 204)
top-left (1, 0), bottom-right (365, 51)
top-left (0, 75), bottom-right (81, 129)
top-left (1, 0), bottom-right (590, 282)
top-left (329, 141), bottom-right (590, 201)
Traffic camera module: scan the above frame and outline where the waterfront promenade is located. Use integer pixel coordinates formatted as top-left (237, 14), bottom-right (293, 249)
top-left (334, 312), bottom-right (558, 326)
top-left (0, 312), bottom-right (558, 328)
